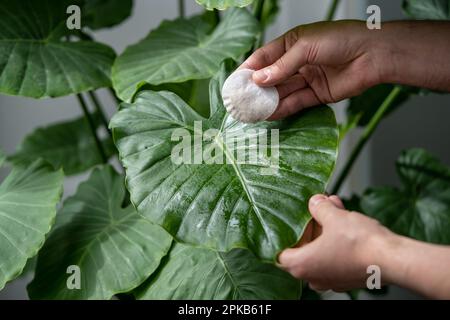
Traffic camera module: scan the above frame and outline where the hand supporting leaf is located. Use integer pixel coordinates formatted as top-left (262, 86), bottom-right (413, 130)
top-left (28, 166), bottom-right (172, 300)
top-left (0, 160), bottom-right (63, 289)
top-left (110, 64), bottom-right (339, 262)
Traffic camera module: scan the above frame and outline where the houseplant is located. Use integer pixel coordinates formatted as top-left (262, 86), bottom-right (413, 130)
top-left (0, 0), bottom-right (448, 300)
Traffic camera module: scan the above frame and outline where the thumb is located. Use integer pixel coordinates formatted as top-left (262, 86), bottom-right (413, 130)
top-left (253, 41), bottom-right (309, 86)
top-left (308, 194), bottom-right (346, 225)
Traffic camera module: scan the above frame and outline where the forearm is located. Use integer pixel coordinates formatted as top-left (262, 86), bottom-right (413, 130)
top-left (373, 21), bottom-right (450, 92)
top-left (378, 234), bottom-right (450, 299)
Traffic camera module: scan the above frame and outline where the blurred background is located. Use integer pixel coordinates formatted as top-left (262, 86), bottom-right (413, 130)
top-left (1, 0), bottom-right (449, 299)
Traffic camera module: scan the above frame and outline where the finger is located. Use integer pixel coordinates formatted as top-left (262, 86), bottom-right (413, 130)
top-left (328, 195), bottom-right (345, 209)
top-left (276, 74), bottom-right (307, 99)
top-left (309, 282), bottom-right (331, 293)
top-left (267, 87), bottom-right (320, 120)
top-left (240, 36), bottom-right (285, 71)
top-left (278, 241), bottom-right (320, 278)
top-left (308, 194), bottom-right (347, 226)
top-left (253, 41), bottom-right (309, 87)
top-left (295, 219), bottom-right (314, 248)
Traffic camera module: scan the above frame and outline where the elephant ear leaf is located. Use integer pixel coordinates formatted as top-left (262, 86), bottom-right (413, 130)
top-left (112, 8), bottom-right (259, 102)
top-left (196, 0), bottom-right (254, 10)
top-left (403, 0), bottom-right (450, 20)
top-left (135, 243), bottom-right (301, 300)
top-left (9, 114), bottom-right (115, 176)
top-left (361, 149), bottom-right (450, 244)
top-left (0, 160), bottom-right (63, 290)
top-left (83, 0), bottom-right (133, 30)
top-left (110, 64), bottom-right (339, 262)
top-left (0, 0), bottom-right (115, 98)
top-left (28, 166), bottom-right (173, 300)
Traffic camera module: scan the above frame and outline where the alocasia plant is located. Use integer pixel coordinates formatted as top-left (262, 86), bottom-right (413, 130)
top-left (361, 149), bottom-right (450, 244)
top-left (0, 0), bottom-right (448, 301)
top-left (0, 0), bottom-right (115, 98)
top-left (0, 160), bottom-right (63, 290)
top-left (110, 64), bottom-right (339, 262)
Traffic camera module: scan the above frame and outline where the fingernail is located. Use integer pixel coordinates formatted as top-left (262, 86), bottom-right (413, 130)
top-left (309, 195), bottom-right (327, 208)
top-left (253, 68), bottom-right (271, 83)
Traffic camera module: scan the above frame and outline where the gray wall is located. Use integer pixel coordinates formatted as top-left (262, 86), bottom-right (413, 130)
top-left (1, 0), bottom-right (448, 300)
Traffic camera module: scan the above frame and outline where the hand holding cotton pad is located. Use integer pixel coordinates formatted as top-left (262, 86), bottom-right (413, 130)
top-left (221, 69), bottom-right (279, 123)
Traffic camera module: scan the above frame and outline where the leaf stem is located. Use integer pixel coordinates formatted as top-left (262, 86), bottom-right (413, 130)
top-left (325, 0), bottom-right (341, 21)
top-left (331, 86), bottom-right (403, 194)
top-left (178, 0), bottom-right (185, 18)
top-left (88, 91), bottom-right (112, 139)
top-left (76, 93), bottom-right (108, 164)
top-left (252, 0), bottom-right (265, 20)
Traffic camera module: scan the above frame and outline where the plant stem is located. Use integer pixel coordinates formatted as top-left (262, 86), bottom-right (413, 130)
top-left (178, 0), bottom-right (185, 18)
top-left (108, 88), bottom-right (121, 105)
top-left (76, 93), bottom-right (108, 163)
top-left (214, 9), bottom-right (221, 25)
top-left (331, 86), bottom-right (403, 194)
top-left (252, 0), bottom-right (265, 20)
top-left (245, 0), bottom-right (265, 58)
top-left (325, 0), bottom-right (341, 21)
top-left (88, 91), bottom-right (112, 139)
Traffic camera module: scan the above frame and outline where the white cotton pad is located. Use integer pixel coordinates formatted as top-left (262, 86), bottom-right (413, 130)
top-left (221, 69), bottom-right (279, 123)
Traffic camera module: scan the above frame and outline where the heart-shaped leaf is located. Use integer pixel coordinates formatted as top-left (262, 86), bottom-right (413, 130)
top-left (110, 65), bottom-right (339, 261)
top-left (28, 166), bottom-right (173, 299)
top-left (135, 243), bottom-right (301, 300)
top-left (403, 0), bottom-right (450, 20)
top-left (361, 149), bottom-right (450, 244)
top-left (84, 0), bottom-right (133, 30)
top-left (9, 114), bottom-right (115, 176)
top-left (0, 0), bottom-right (115, 98)
top-left (0, 160), bottom-right (63, 290)
top-left (112, 8), bottom-right (259, 102)
top-left (195, 0), bottom-right (254, 10)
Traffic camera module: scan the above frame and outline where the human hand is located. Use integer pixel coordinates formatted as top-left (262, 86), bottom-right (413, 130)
top-left (278, 194), bottom-right (396, 292)
top-left (241, 21), bottom-right (382, 120)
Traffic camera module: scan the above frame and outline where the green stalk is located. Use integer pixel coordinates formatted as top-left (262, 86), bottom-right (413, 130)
top-left (76, 93), bottom-right (108, 163)
top-left (252, 0), bottom-right (265, 20)
top-left (325, 0), bottom-right (341, 21)
top-left (108, 88), bottom-right (121, 105)
top-left (88, 91), bottom-right (112, 139)
top-left (178, 0), bottom-right (185, 18)
top-left (331, 86), bottom-right (403, 194)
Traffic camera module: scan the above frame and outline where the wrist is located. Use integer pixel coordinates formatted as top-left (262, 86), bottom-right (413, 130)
top-left (364, 227), bottom-right (406, 286)
top-left (368, 21), bottom-right (410, 86)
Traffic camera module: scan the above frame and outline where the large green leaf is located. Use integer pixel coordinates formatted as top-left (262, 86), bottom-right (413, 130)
top-left (110, 65), bottom-right (339, 261)
top-left (0, 160), bottom-right (63, 289)
top-left (361, 149), bottom-right (450, 244)
top-left (195, 0), bottom-right (254, 10)
top-left (28, 166), bottom-right (172, 299)
top-left (9, 114), bottom-right (115, 176)
top-left (112, 8), bottom-right (259, 102)
top-left (83, 0), bottom-right (133, 30)
top-left (403, 0), bottom-right (450, 19)
top-left (0, 0), bottom-right (115, 98)
top-left (135, 243), bottom-right (301, 300)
